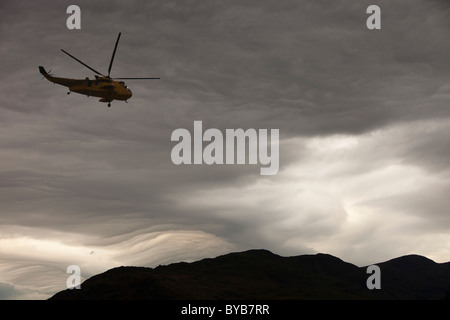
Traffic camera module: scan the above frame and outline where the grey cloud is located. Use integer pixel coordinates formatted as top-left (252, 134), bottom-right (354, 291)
top-left (0, 282), bottom-right (20, 300)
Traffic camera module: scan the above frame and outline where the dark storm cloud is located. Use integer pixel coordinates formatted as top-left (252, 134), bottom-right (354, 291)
top-left (3, 0), bottom-right (450, 132)
top-left (1, 0), bottom-right (450, 299)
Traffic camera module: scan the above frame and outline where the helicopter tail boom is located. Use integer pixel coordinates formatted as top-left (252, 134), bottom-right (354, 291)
top-left (38, 66), bottom-right (80, 88)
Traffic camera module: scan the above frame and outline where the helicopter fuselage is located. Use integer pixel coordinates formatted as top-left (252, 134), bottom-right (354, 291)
top-left (39, 66), bottom-right (132, 103)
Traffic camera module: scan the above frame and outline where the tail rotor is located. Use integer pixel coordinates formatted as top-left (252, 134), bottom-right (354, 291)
top-left (39, 68), bottom-right (55, 80)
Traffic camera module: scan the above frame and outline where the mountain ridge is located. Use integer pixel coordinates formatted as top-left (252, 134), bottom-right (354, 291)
top-left (50, 249), bottom-right (450, 300)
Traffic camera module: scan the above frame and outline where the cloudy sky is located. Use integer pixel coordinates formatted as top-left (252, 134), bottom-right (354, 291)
top-left (1, 0), bottom-right (450, 299)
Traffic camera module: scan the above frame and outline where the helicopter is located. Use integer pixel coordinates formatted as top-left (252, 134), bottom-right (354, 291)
top-left (39, 32), bottom-right (160, 107)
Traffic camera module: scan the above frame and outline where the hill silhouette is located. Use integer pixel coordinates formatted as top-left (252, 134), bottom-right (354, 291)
top-left (50, 249), bottom-right (450, 300)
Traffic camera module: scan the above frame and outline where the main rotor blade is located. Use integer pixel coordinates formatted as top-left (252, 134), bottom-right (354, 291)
top-left (61, 49), bottom-right (106, 77)
top-left (108, 32), bottom-right (121, 77)
top-left (113, 77), bottom-right (160, 80)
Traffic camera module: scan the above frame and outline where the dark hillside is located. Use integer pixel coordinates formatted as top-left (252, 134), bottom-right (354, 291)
top-left (51, 249), bottom-right (450, 300)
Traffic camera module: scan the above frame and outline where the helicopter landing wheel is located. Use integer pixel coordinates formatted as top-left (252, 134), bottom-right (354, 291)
top-left (108, 103), bottom-right (111, 107)
top-left (67, 91), bottom-right (71, 95)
